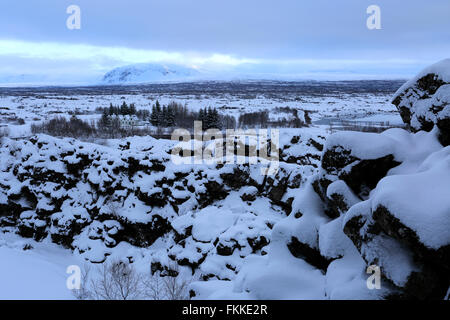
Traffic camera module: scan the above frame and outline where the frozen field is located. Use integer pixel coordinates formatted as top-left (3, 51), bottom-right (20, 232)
top-left (0, 80), bottom-right (405, 138)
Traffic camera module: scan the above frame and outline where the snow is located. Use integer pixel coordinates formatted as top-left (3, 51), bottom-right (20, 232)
top-left (381, 127), bottom-right (443, 175)
top-left (340, 132), bottom-right (450, 251)
top-left (190, 280), bottom-right (251, 300)
top-left (191, 207), bottom-right (237, 242)
top-left (0, 233), bottom-right (79, 299)
top-left (324, 131), bottom-right (398, 160)
top-left (372, 147), bottom-right (450, 249)
top-left (324, 254), bottom-right (389, 300)
top-left (391, 58), bottom-right (450, 134)
top-left (230, 254), bottom-right (326, 300)
top-left (361, 235), bottom-right (420, 287)
top-left (323, 127), bottom-right (443, 177)
top-left (319, 216), bottom-right (354, 259)
top-left (326, 180), bottom-right (360, 210)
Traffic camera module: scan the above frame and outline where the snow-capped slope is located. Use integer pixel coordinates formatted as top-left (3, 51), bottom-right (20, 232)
top-left (102, 63), bottom-right (202, 84)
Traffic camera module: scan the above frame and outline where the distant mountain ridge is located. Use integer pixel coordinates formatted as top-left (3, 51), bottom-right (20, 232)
top-left (102, 63), bottom-right (202, 84)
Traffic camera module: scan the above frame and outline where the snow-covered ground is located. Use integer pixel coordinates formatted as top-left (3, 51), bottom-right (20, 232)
top-left (1, 73), bottom-right (447, 300)
top-left (0, 80), bottom-right (403, 138)
top-left (0, 232), bottom-right (78, 299)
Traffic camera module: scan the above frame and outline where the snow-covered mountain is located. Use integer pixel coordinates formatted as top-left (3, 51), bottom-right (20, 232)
top-left (102, 63), bottom-right (203, 84)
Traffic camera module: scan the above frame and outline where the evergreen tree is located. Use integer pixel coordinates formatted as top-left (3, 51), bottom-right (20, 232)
top-left (203, 107), bottom-right (221, 130)
top-left (120, 101), bottom-right (129, 115)
top-left (129, 103), bottom-right (136, 115)
top-left (210, 108), bottom-right (221, 129)
top-left (166, 104), bottom-right (176, 127)
top-left (204, 107), bottom-right (212, 130)
top-left (98, 109), bottom-right (110, 131)
top-left (108, 103), bottom-right (114, 115)
top-left (304, 110), bottom-right (312, 125)
top-left (155, 102), bottom-right (162, 127)
top-left (198, 108), bottom-right (206, 129)
top-left (160, 106), bottom-right (168, 127)
top-left (150, 104), bottom-right (159, 126)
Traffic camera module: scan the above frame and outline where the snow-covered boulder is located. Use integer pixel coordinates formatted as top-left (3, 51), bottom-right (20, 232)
top-left (343, 143), bottom-right (450, 299)
top-left (314, 130), bottom-right (402, 218)
top-left (392, 59), bottom-right (450, 146)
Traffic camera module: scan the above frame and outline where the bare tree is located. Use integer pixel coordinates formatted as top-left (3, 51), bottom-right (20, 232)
top-left (163, 274), bottom-right (190, 300)
top-left (90, 260), bottom-right (143, 300)
top-left (73, 264), bottom-right (92, 300)
top-left (160, 263), bottom-right (191, 300)
top-left (0, 127), bottom-right (9, 139)
top-left (73, 260), bottom-right (191, 300)
top-left (143, 272), bottom-right (165, 300)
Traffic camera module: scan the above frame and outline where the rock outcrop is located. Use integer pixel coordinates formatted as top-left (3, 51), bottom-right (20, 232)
top-left (392, 59), bottom-right (450, 146)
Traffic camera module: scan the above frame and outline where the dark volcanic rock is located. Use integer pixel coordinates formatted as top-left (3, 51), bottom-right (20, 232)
top-left (344, 204), bottom-right (449, 300)
top-left (287, 236), bottom-right (331, 272)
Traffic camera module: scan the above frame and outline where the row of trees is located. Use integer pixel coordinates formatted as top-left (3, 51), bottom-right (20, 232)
top-left (31, 116), bottom-right (96, 138)
top-left (98, 101), bottom-right (235, 130)
top-left (238, 111), bottom-right (269, 128)
top-left (150, 101), bottom-right (185, 128)
top-left (149, 102), bottom-right (236, 130)
top-left (197, 107), bottom-right (223, 130)
top-left (93, 100), bottom-right (313, 134)
top-left (106, 102), bottom-right (137, 116)
top-left (31, 115), bottom-right (151, 139)
top-left (237, 108), bottom-right (312, 129)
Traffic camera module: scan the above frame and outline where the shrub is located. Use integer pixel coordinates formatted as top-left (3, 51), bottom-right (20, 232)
top-left (74, 260), bottom-right (191, 300)
top-left (0, 127), bottom-right (9, 138)
top-left (31, 116), bottom-right (96, 138)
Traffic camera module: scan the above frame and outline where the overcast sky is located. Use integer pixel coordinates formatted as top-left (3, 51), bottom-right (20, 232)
top-left (0, 0), bottom-right (449, 83)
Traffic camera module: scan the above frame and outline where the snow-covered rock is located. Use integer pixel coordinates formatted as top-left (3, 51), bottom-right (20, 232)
top-left (392, 59), bottom-right (450, 146)
top-left (335, 129), bottom-right (450, 299)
